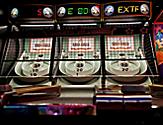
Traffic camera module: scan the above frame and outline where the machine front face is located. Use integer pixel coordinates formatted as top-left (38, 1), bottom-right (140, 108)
top-left (0, 2), bottom-right (55, 88)
top-left (54, 2), bottom-right (102, 87)
top-left (10, 37), bottom-right (53, 87)
top-left (103, 1), bottom-right (158, 86)
top-left (105, 32), bottom-right (150, 85)
top-left (56, 36), bottom-right (101, 85)
top-left (0, 36), bottom-right (55, 87)
top-left (1, 1), bottom-right (158, 87)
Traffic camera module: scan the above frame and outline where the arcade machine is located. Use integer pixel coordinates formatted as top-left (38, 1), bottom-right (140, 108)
top-left (0, 1), bottom-right (96, 115)
top-left (54, 1), bottom-right (102, 104)
top-left (2, 1), bottom-right (96, 115)
top-left (6, 1), bottom-right (55, 88)
top-left (96, 0), bottom-right (158, 111)
top-left (0, 1), bottom-right (62, 106)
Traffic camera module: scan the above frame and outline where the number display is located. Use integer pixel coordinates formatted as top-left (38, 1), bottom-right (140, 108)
top-left (57, 4), bottom-right (100, 18)
top-left (77, 8), bottom-right (89, 15)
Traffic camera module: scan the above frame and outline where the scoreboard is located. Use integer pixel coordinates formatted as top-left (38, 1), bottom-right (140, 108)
top-left (8, 1), bottom-right (151, 23)
top-left (56, 4), bottom-right (101, 18)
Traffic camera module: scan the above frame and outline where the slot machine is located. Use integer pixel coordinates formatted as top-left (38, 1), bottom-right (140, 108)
top-left (54, 1), bottom-right (102, 104)
top-left (6, 1), bottom-right (55, 88)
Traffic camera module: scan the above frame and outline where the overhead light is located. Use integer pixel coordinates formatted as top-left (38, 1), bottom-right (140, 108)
top-left (20, 24), bottom-right (54, 27)
top-left (63, 23), bottom-right (97, 26)
top-left (151, 105), bottom-right (158, 108)
top-left (106, 22), bottom-right (142, 25)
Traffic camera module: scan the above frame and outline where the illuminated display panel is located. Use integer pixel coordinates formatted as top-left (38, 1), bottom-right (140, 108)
top-left (154, 24), bottom-right (163, 65)
top-left (154, 11), bottom-right (163, 65)
top-left (68, 37), bottom-right (95, 52)
top-left (29, 38), bottom-right (52, 53)
top-left (104, 1), bottom-right (151, 17)
top-left (56, 3), bottom-right (101, 19)
top-left (106, 35), bottom-right (135, 52)
top-left (9, 4), bottom-right (54, 19)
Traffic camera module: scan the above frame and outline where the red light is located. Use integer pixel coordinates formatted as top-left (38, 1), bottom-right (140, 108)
top-left (96, 5), bottom-right (100, 9)
top-left (37, 8), bottom-right (42, 17)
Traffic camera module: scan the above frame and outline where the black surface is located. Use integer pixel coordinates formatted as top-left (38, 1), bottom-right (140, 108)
top-left (121, 85), bottom-right (147, 94)
top-left (1, 108), bottom-right (163, 125)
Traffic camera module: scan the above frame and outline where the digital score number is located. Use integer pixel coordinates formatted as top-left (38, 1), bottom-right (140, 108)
top-left (68, 7), bottom-right (89, 15)
top-left (57, 4), bottom-right (100, 18)
top-left (10, 5), bottom-right (53, 19)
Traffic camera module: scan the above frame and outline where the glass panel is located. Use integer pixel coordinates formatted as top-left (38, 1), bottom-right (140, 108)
top-left (54, 36), bottom-right (102, 86)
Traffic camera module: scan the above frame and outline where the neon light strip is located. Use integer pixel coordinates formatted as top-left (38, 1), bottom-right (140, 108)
top-left (20, 24), bottom-right (54, 27)
top-left (0, 26), bottom-right (8, 29)
top-left (63, 23), bottom-right (97, 26)
top-left (106, 22), bottom-right (142, 25)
